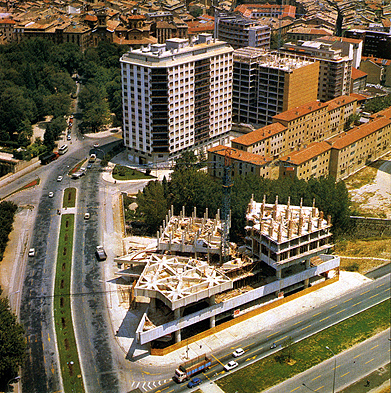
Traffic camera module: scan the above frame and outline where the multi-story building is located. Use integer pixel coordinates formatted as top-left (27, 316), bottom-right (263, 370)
top-left (120, 34), bottom-right (233, 164)
top-left (234, 3), bottom-right (297, 19)
top-left (350, 67), bottom-right (367, 93)
top-left (344, 29), bottom-right (391, 60)
top-left (216, 14), bottom-right (270, 50)
top-left (282, 41), bottom-right (353, 102)
top-left (360, 56), bottom-right (391, 87)
top-left (231, 122), bottom-right (287, 158)
top-left (233, 47), bottom-right (319, 127)
top-left (0, 18), bottom-right (16, 44)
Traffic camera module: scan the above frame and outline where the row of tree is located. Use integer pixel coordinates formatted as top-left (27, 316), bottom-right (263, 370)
top-left (0, 39), bottom-right (125, 157)
top-left (0, 201), bottom-right (18, 261)
top-left (133, 153), bottom-right (352, 241)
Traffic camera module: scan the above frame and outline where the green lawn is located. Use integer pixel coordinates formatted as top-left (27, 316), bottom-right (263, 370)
top-left (54, 214), bottom-right (85, 393)
top-left (217, 299), bottom-right (390, 393)
top-left (112, 165), bottom-right (155, 180)
top-left (63, 187), bottom-right (76, 208)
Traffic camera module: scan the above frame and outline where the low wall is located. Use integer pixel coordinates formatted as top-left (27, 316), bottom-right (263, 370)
top-left (349, 216), bottom-right (391, 238)
top-left (151, 274), bottom-right (339, 356)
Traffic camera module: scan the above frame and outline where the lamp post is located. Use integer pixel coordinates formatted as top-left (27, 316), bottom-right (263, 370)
top-left (325, 346), bottom-right (336, 393)
top-left (7, 376), bottom-right (21, 392)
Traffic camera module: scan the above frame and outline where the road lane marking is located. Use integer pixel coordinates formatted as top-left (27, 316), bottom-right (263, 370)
top-left (246, 355), bottom-right (257, 361)
top-left (301, 325), bottom-right (311, 331)
top-left (370, 345), bottom-right (379, 350)
top-left (293, 320), bottom-right (302, 326)
top-left (343, 298), bottom-right (352, 303)
top-left (369, 294), bottom-right (379, 299)
top-left (354, 301), bottom-right (362, 306)
top-left (376, 284), bottom-right (384, 288)
top-left (48, 333), bottom-right (50, 342)
top-left (336, 309), bottom-right (346, 314)
top-left (276, 335), bottom-right (288, 343)
top-left (365, 358), bottom-right (374, 364)
top-left (361, 290), bottom-right (370, 295)
top-left (341, 372), bottom-right (350, 378)
top-left (320, 317), bottom-right (329, 322)
top-left (330, 305), bottom-right (338, 309)
top-left (312, 375), bottom-right (321, 381)
top-left (315, 386), bottom-right (324, 391)
top-left (353, 354), bottom-right (361, 359)
top-left (334, 365), bottom-right (341, 370)
top-left (267, 331), bottom-right (280, 338)
top-left (313, 312), bottom-right (321, 316)
top-left (290, 387), bottom-right (300, 392)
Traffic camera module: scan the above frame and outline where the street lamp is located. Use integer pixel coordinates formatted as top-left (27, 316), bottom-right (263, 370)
top-left (7, 376), bottom-right (21, 392)
top-left (325, 346), bottom-right (336, 393)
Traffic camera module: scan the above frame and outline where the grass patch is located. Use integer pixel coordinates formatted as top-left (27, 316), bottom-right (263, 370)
top-left (335, 238), bottom-right (391, 274)
top-left (217, 300), bottom-right (390, 393)
top-left (112, 165), bottom-right (155, 180)
top-left (63, 188), bottom-right (76, 208)
top-left (54, 214), bottom-right (85, 393)
top-left (69, 159), bottom-right (87, 175)
top-left (344, 165), bottom-right (378, 190)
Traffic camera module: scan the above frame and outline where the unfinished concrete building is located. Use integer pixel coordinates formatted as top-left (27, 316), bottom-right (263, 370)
top-left (115, 198), bottom-right (339, 349)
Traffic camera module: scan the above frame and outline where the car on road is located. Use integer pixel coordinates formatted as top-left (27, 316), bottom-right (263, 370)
top-left (57, 175), bottom-right (63, 182)
top-left (96, 245), bottom-right (107, 261)
top-left (84, 213), bottom-right (90, 220)
top-left (224, 361), bottom-right (238, 371)
top-left (48, 192), bottom-right (54, 198)
top-left (71, 171), bottom-right (85, 179)
top-left (28, 248), bottom-right (35, 257)
top-left (270, 343), bottom-right (277, 349)
top-left (187, 377), bottom-right (202, 388)
top-left (232, 348), bottom-right (245, 357)
top-left (86, 163), bottom-right (92, 169)
top-left (67, 135), bottom-right (71, 140)
top-left (93, 143), bottom-right (99, 148)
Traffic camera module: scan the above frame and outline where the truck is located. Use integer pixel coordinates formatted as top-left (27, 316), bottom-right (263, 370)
top-left (173, 355), bottom-right (211, 383)
top-left (40, 152), bottom-right (59, 165)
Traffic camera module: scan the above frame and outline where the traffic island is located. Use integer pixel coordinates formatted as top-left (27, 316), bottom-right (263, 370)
top-left (63, 188), bottom-right (76, 209)
top-left (53, 195), bottom-right (85, 392)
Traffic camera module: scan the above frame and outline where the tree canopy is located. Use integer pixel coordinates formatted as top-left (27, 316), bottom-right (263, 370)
top-left (0, 201), bottom-right (17, 261)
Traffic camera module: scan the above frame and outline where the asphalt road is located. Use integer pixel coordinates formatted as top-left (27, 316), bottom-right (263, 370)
top-left (147, 273), bottom-right (390, 393)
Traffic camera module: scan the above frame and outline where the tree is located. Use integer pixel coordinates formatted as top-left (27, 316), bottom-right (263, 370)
top-left (0, 287), bottom-right (26, 390)
top-left (135, 181), bottom-right (168, 234)
top-left (0, 201), bottom-right (17, 261)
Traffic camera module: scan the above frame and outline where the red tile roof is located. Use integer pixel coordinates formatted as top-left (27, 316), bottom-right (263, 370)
top-left (361, 56), bottom-right (391, 66)
top-left (273, 101), bottom-right (328, 122)
top-left (327, 95), bottom-right (357, 110)
top-left (208, 145), bottom-right (271, 166)
top-left (0, 18), bottom-right (16, 24)
top-left (84, 15), bottom-right (97, 22)
top-left (351, 67), bottom-right (367, 80)
top-left (329, 116), bottom-right (391, 149)
top-left (232, 123), bottom-right (287, 146)
top-left (279, 141), bottom-right (332, 165)
top-left (318, 35), bottom-right (363, 45)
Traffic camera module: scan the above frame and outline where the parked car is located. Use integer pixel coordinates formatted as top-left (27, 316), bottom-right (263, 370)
top-left (48, 192), bottom-right (54, 198)
top-left (96, 245), bottom-right (107, 261)
top-left (28, 248), bottom-right (35, 257)
top-left (232, 348), bottom-right (245, 358)
top-left (224, 361), bottom-right (238, 371)
top-left (187, 377), bottom-right (202, 388)
top-left (57, 175), bottom-right (63, 182)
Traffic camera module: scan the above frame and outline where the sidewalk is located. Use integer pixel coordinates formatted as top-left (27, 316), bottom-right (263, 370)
top-left (0, 160), bottom-right (41, 190)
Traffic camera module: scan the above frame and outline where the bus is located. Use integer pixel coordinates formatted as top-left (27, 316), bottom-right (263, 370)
top-left (58, 144), bottom-right (68, 155)
top-left (40, 152), bottom-right (59, 165)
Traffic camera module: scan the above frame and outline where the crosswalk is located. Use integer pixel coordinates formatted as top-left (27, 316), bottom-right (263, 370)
top-left (129, 379), bottom-right (171, 391)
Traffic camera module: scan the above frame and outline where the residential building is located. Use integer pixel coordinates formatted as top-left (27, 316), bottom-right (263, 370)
top-left (233, 47), bottom-right (319, 128)
top-left (216, 14), bottom-right (270, 50)
top-left (282, 40), bottom-right (353, 102)
top-left (350, 67), bottom-right (367, 93)
top-left (272, 101), bottom-right (330, 152)
top-left (328, 114), bottom-right (391, 179)
top-left (231, 122), bottom-right (287, 158)
top-left (208, 145), bottom-right (272, 179)
top-left (234, 4), bottom-right (297, 20)
top-left (344, 29), bottom-right (391, 60)
top-left (360, 56), bottom-right (391, 87)
top-left (286, 27), bottom-right (333, 42)
top-left (325, 95), bottom-right (358, 136)
top-left (120, 34), bottom-right (233, 164)
top-left (278, 141), bottom-right (332, 180)
top-left (0, 18), bottom-right (16, 44)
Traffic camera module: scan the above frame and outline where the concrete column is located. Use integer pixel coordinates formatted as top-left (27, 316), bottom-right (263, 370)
top-left (304, 259), bottom-right (310, 288)
top-left (210, 315), bottom-right (215, 328)
top-left (275, 269), bottom-right (282, 297)
top-left (174, 308), bottom-right (181, 343)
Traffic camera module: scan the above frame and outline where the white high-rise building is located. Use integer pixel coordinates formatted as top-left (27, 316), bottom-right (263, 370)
top-left (120, 34), bottom-right (234, 164)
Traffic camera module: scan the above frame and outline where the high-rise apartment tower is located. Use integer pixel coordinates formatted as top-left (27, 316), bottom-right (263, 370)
top-left (120, 34), bottom-right (233, 164)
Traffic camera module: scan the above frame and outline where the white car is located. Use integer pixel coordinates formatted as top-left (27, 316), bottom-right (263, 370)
top-left (232, 348), bottom-right (245, 358)
top-left (57, 176), bottom-right (63, 182)
top-left (48, 192), bottom-right (54, 198)
top-left (84, 213), bottom-right (90, 220)
top-left (93, 143), bottom-right (99, 148)
top-left (28, 248), bottom-right (35, 257)
top-left (224, 361), bottom-right (239, 371)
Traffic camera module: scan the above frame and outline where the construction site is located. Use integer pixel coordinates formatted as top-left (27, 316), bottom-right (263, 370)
top-left (114, 196), bottom-right (340, 352)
